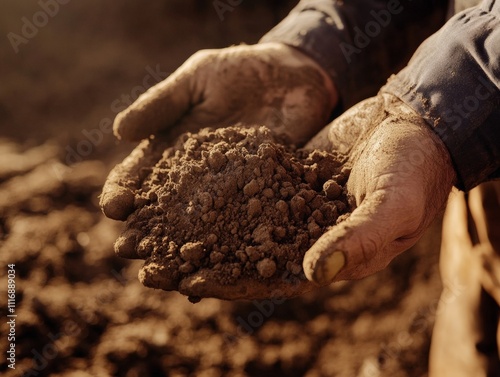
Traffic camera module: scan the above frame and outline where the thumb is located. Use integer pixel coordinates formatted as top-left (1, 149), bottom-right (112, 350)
top-left (114, 51), bottom-right (211, 141)
top-left (303, 190), bottom-right (418, 285)
top-left (100, 137), bottom-right (169, 220)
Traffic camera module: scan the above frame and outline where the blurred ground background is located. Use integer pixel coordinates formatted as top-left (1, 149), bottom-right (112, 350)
top-left (0, 1), bottom-right (445, 376)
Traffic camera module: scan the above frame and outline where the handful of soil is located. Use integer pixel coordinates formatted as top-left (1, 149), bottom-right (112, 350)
top-left (116, 126), bottom-right (350, 300)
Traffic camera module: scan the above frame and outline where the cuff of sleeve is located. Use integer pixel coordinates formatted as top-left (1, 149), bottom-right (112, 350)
top-left (259, 3), bottom-right (355, 108)
top-left (382, 0), bottom-right (500, 191)
top-left (260, 1), bottom-right (447, 110)
top-left (259, 5), bottom-right (344, 90)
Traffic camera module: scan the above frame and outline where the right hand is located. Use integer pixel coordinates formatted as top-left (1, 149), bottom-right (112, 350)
top-left (100, 42), bottom-right (337, 223)
top-left (303, 93), bottom-right (456, 286)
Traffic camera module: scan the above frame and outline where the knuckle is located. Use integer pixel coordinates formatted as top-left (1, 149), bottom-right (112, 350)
top-left (356, 231), bottom-right (384, 266)
top-left (188, 49), bottom-right (217, 65)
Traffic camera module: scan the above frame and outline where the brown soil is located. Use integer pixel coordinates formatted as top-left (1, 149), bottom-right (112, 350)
top-left (119, 126), bottom-right (350, 300)
top-left (0, 136), bottom-right (444, 377)
top-left (1, 2), bottom-right (444, 376)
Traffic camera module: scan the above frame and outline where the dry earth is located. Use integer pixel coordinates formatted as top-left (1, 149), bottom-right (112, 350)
top-left (0, 1), bottom-right (445, 376)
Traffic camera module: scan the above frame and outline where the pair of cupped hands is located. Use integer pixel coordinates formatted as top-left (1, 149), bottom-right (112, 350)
top-left (100, 43), bottom-right (456, 299)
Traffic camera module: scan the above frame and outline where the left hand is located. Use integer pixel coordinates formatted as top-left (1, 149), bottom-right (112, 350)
top-left (100, 43), bottom-right (337, 222)
top-left (302, 93), bottom-right (457, 285)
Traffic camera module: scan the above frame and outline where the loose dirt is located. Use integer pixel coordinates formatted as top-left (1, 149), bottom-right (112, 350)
top-left (0, 137), bottom-right (444, 377)
top-left (119, 126), bottom-right (351, 300)
top-left (1, 2), bottom-right (446, 375)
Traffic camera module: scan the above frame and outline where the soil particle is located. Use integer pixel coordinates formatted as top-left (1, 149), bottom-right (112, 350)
top-left (120, 125), bottom-right (350, 298)
top-left (243, 179), bottom-right (260, 197)
top-left (323, 179), bottom-right (342, 200)
top-left (257, 258), bottom-right (277, 278)
top-left (180, 242), bottom-right (206, 264)
top-left (247, 197), bottom-right (262, 218)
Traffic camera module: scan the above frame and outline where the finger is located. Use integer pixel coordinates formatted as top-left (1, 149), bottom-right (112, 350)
top-left (139, 261), bottom-right (315, 301)
top-left (442, 189), bottom-right (472, 251)
top-left (302, 189), bottom-right (419, 285)
top-left (100, 138), bottom-right (168, 220)
top-left (467, 183), bottom-right (500, 302)
top-left (114, 51), bottom-right (211, 142)
top-left (438, 189), bottom-right (474, 279)
top-left (114, 229), bottom-right (142, 259)
top-left (139, 260), bottom-right (181, 291)
top-left (177, 269), bottom-right (315, 301)
top-left (468, 182), bottom-right (500, 249)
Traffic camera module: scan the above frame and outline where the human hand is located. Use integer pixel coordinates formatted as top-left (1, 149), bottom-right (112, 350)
top-left (100, 42), bottom-right (337, 221)
top-left (303, 93), bottom-right (457, 285)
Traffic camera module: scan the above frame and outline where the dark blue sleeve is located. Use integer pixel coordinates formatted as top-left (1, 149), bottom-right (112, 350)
top-left (260, 0), bottom-right (447, 109)
top-left (382, 0), bottom-right (500, 190)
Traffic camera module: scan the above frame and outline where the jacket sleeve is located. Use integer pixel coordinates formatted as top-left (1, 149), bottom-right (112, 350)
top-left (382, 0), bottom-right (500, 190)
top-left (260, 0), bottom-right (447, 109)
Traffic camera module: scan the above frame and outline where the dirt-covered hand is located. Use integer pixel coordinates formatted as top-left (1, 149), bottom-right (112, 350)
top-left (100, 42), bottom-right (337, 221)
top-left (303, 93), bottom-right (457, 285)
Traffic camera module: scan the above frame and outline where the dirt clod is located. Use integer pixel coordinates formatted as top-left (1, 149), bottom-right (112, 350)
top-left (323, 179), bottom-right (342, 200)
top-left (257, 258), bottom-right (277, 278)
top-left (180, 242), bottom-right (206, 264)
top-left (121, 125), bottom-right (350, 299)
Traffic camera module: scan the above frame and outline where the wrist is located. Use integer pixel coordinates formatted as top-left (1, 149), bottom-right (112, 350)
top-left (383, 93), bottom-right (457, 190)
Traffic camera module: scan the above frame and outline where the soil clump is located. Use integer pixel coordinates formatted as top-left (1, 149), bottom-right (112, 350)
top-left (120, 125), bottom-right (351, 300)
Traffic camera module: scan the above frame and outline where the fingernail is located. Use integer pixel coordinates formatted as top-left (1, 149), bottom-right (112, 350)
top-left (314, 251), bottom-right (345, 285)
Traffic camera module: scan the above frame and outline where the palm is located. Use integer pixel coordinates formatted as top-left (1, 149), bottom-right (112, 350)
top-left (303, 94), bottom-right (456, 284)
